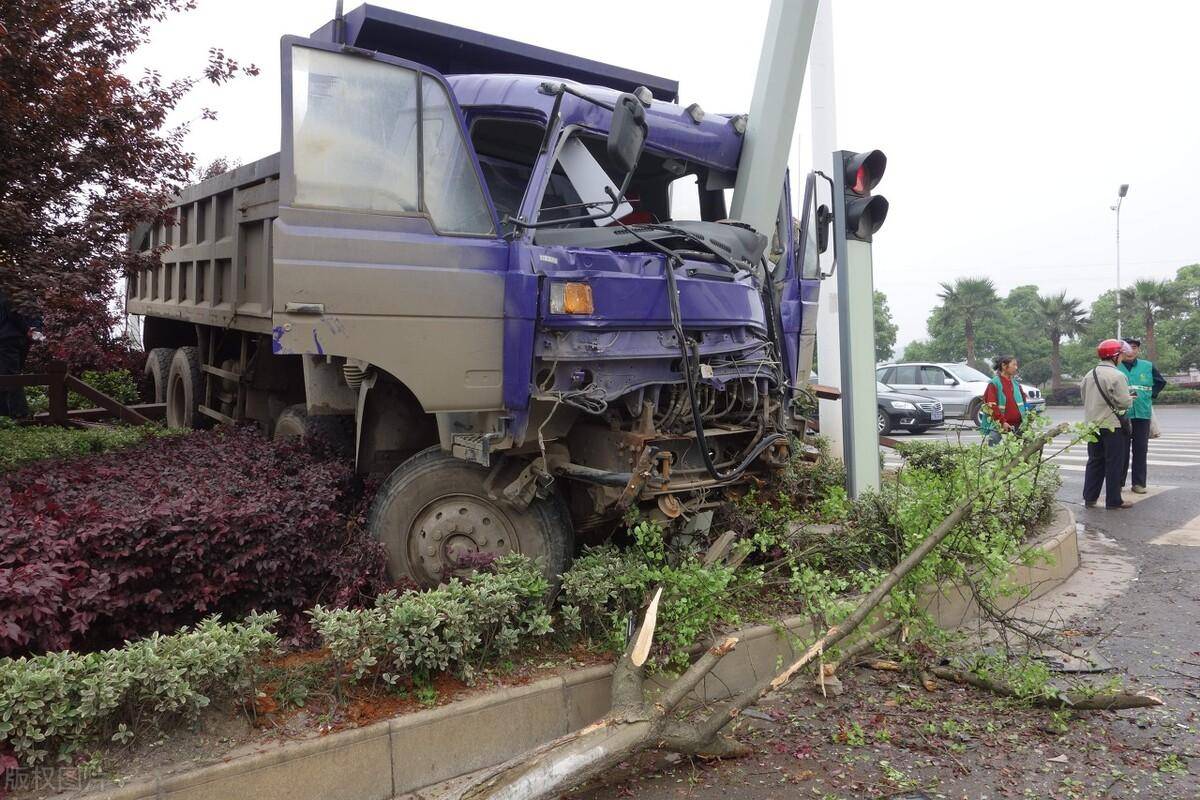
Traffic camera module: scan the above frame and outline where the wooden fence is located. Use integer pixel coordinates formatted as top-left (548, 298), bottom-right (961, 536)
top-left (0, 361), bottom-right (164, 426)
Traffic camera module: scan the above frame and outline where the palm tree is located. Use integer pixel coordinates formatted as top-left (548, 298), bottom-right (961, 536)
top-left (1036, 292), bottom-right (1089, 392)
top-left (936, 277), bottom-right (1000, 367)
top-left (1121, 279), bottom-right (1182, 361)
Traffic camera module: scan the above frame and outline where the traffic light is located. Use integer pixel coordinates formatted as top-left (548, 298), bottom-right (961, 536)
top-left (839, 149), bottom-right (889, 242)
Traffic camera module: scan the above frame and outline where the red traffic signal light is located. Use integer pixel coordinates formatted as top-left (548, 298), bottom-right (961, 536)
top-left (839, 149), bottom-right (888, 242)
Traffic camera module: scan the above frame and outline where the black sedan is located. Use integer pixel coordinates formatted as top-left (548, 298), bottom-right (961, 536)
top-left (877, 381), bottom-right (945, 435)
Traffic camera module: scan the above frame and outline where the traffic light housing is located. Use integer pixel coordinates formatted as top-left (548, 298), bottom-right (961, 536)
top-left (839, 149), bottom-right (889, 242)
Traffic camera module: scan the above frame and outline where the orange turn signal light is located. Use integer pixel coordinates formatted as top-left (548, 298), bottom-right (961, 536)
top-left (550, 282), bottom-right (594, 315)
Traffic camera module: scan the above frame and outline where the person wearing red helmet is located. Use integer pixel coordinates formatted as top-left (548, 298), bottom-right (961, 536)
top-left (1080, 339), bottom-right (1135, 509)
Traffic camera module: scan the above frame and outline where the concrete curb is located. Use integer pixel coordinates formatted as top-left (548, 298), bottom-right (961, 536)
top-left (82, 504), bottom-right (1078, 800)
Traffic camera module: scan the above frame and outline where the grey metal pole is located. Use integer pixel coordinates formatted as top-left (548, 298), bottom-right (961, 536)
top-left (729, 0), bottom-right (820, 241)
top-left (832, 152), bottom-right (881, 497)
top-left (1116, 201), bottom-right (1121, 340)
top-left (809, 0), bottom-right (844, 461)
top-left (1113, 183), bottom-right (1128, 339)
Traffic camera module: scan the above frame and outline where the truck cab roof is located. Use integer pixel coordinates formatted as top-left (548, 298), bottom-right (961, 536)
top-left (447, 75), bottom-right (744, 174)
top-left (311, 5), bottom-right (746, 173)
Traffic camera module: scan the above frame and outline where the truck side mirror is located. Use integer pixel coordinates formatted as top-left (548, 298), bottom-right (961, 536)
top-left (607, 93), bottom-right (647, 176)
top-left (815, 204), bottom-right (832, 254)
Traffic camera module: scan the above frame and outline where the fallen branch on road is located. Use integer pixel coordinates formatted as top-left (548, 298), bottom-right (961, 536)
top-left (930, 666), bottom-right (1163, 710)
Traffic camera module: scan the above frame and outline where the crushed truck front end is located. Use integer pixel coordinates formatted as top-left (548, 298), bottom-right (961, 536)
top-left (446, 77), bottom-right (816, 534)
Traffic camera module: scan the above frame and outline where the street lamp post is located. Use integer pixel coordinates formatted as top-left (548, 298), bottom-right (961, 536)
top-left (1111, 183), bottom-right (1129, 339)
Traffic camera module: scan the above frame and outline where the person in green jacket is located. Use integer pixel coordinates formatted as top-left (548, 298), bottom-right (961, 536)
top-left (1118, 337), bottom-right (1167, 493)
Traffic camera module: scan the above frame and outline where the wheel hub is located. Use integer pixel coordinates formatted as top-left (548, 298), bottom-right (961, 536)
top-left (410, 494), bottom-right (516, 582)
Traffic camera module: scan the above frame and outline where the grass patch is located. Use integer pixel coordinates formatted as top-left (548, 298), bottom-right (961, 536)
top-left (0, 419), bottom-right (167, 471)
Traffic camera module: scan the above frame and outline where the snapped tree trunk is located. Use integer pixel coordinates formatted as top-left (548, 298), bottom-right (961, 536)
top-left (1049, 336), bottom-right (1063, 393)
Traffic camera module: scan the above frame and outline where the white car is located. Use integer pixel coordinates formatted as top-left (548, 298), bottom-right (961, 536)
top-left (875, 362), bottom-right (1045, 425)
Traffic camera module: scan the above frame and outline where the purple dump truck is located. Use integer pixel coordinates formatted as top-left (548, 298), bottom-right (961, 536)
top-left (127, 5), bottom-right (823, 586)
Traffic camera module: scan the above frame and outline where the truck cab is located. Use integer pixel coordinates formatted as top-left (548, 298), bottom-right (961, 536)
top-left (128, 5), bottom-right (823, 587)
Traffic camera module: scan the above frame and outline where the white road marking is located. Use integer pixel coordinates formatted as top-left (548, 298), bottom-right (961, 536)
top-left (1120, 485), bottom-right (1176, 504)
top-left (1150, 513), bottom-right (1200, 547)
top-left (1050, 455), bottom-right (1200, 467)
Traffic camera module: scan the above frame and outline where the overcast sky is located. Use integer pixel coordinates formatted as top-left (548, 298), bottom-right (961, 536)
top-left (127, 0), bottom-right (1200, 352)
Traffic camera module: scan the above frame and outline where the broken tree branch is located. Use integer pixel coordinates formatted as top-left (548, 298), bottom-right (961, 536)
top-left (830, 619), bottom-right (903, 674)
top-left (690, 425), bottom-right (1069, 743)
top-left (439, 424), bottom-right (1068, 799)
top-left (930, 666), bottom-right (1163, 710)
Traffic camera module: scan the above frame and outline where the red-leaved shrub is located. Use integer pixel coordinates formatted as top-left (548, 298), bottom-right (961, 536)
top-left (0, 428), bottom-right (389, 656)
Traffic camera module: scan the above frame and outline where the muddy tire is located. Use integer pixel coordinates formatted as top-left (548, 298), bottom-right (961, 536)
top-left (367, 446), bottom-right (573, 588)
top-left (272, 404), bottom-right (309, 440)
top-left (273, 403), bottom-right (354, 457)
top-left (143, 348), bottom-right (174, 403)
top-left (165, 346), bottom-right (204, 429)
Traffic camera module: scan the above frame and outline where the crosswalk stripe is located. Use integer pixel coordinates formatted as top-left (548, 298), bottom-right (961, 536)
top-left (1050, 455), bottom-right (1200, 466)
top-left (1059, 446), bottom-right (1200, 455)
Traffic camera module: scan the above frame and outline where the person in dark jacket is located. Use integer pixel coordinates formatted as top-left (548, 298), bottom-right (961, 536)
top-left (0, 291), bottom-right (41, 419)
top-left (1118, 337), bottom-right (1167, 493)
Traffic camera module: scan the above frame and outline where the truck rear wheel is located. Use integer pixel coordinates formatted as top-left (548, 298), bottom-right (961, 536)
top-left (273, 403), bottom-right (354, 457)
top-left (165, 346), bottom-right (204, 429)
top-left (367, 447), bottom-right (573, 588)
top-left (143, 348), bottom-right (174, 403)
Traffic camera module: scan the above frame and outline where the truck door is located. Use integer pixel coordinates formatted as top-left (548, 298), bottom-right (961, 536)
top-left (273, 37), bottom-right (508, 413)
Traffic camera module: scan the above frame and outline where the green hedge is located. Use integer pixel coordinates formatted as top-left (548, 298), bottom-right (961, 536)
top-left (0, 614), bottom-right (277, 768)
top-left (1157, 387), bottom-right (1200, 404)
top-left (309, 555), bottom-right (552, 685)
top-left (0, 420), bottom-right (166, 471)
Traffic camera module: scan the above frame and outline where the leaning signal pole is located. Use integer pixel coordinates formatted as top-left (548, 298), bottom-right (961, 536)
top-left (728, 0), bottom-right (820, 243)
top-left (809, 0), bottom-right (843, 460)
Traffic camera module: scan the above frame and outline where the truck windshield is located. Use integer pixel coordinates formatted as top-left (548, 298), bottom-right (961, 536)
top-left (535, 132), bottom-right (732, 230)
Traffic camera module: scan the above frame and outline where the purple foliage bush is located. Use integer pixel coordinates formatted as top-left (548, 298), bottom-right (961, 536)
top-left (0, 427), bottom-right (389, 656)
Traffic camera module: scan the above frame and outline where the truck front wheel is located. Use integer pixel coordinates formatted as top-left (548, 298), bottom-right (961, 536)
top-left (366, 447), bottom-right (573, 588)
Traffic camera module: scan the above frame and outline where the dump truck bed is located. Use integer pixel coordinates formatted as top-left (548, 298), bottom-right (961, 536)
top-left (127, 155), bottom-right (280, 334)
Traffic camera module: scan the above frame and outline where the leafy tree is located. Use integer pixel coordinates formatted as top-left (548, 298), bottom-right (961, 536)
top-left (1121, 279), bottom-right (1182, 362)
top-left (873, 290), bottom-right (898, 362)
top-left (1156, 264), bottom-right (1200, 372)
top-left (1000, 285), bottom-right (1051, 385)
top-left (0, 1), bottom-right (256, 371)
top-left (934, 277), bottom-right (1003, 368)
top-left (1035, 292), bottom-right (1088, 392)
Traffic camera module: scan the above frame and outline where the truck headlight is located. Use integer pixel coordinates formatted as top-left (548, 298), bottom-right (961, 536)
top-left (889, 400), bottom-right (915, 410)
top-left (550, 282), bottom-right (594, 315)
